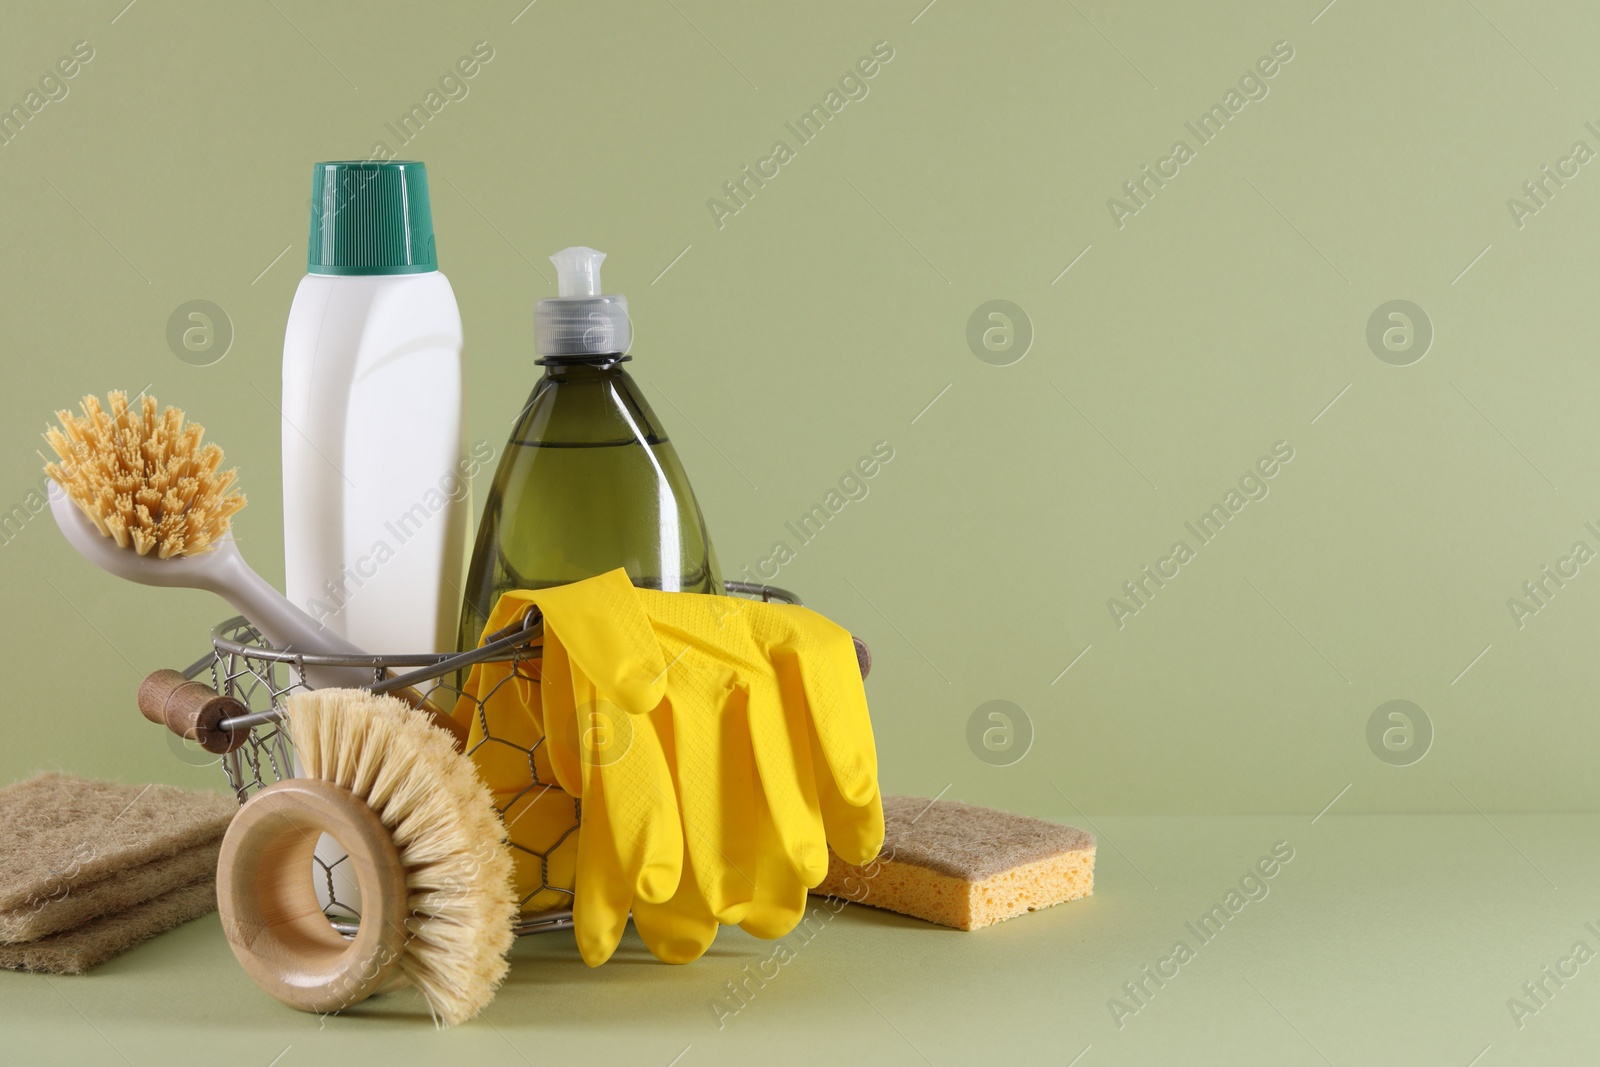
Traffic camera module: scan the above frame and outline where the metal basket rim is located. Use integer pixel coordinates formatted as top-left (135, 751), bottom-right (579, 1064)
top-left (200, 580), bottom-right (800, 674)
top-left (205, 615), bottom-right (490, 670)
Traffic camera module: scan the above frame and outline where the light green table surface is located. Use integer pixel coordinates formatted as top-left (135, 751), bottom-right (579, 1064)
top-left (3, 813), bottom-right (1594, 1066)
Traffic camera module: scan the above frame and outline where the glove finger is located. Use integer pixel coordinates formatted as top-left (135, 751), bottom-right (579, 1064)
top-left (794, 670), bottom-right (883, 865)
top-left (581, 675), bottom-right (682, 906)
top-left (529, 569), bottom-right (667, 714)
top-left (809, 711), bottom-right (885, 866)
top-left (737, 783), bottom-right (811, 939)
top-left (572, 771), bottom-right (633, 967)
top-left (632, 843), bottom-right (719, 964)
top-left (773, 611), bottom-right (879, 809)
top-left (666, 683), bottom-right (757, 925)
top-left (744, 678), bottom-right (828, 885)
top-left (539, 639), bottom-right (585, 796)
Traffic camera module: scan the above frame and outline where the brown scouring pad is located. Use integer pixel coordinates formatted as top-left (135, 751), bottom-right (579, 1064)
top-left (813, 795), bottom-right (1095, 930)
top-left (0, 773), bottom-right (235, 945)
top-left (0, 880), bottom-right (218, 975)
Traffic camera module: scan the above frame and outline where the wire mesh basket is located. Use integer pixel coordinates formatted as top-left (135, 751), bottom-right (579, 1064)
top-left (175, 580), bottom-right (802, 937)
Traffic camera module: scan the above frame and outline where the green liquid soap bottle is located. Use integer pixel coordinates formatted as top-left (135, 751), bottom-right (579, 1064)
top-left (458, 247), bottom-right (723, 650)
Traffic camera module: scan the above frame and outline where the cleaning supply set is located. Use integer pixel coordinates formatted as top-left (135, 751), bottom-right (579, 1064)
top-left (37, 158), bottom-right (1093, 1025)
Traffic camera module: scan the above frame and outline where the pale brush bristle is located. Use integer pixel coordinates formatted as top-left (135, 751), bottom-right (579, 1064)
top-left (285, 689), bottom-right (517, 1027)
top-left (42, 390), bottom-right (245, 558)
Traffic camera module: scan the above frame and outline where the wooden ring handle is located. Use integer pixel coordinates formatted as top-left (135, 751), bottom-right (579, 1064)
top-left (217, 778), bottom-right (410, 1015)
top-left (138, 669), bottom-right (250, 754)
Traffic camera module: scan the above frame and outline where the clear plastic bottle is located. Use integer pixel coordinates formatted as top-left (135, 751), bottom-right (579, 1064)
top-left (458, 247), bottom-right (722, 650)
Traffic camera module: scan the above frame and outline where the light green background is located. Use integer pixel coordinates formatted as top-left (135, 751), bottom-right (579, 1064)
top-left (12, 0), bottom-right (1596, 816)
top-left (2, 0), bottom-right (1599, 1062)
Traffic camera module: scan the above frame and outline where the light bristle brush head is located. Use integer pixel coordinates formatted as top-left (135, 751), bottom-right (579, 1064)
top-left (42, 390), bottom-right (245, 559)
top-left (285, 689), bottom-right (517, 1027)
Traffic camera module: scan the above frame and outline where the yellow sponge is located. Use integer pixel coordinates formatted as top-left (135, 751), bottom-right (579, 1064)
top-left (812, 795), bottom-right (1095, 930)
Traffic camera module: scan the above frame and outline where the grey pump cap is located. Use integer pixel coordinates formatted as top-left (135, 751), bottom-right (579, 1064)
top-left (535, 247), bottom-right (632, 357)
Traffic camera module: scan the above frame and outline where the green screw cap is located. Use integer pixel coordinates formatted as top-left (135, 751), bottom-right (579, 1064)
top-left (307, 160), bottom-right (437, 275)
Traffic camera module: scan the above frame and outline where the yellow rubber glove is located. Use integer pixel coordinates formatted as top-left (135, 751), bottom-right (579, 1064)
top-left (451, 575), bottom-right (681, 959)
top-left (457, 569), bottom-right (883, 967)
top-left (625, 586), bottom-right (884, 948)
top-left (538, 571), bottom-right (883, 957)
top-left (456, 572), bottom-right (683, 967)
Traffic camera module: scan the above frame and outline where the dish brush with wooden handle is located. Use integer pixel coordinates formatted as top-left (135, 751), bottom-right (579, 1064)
top-left (217, 687), bottom-right (516, 1026)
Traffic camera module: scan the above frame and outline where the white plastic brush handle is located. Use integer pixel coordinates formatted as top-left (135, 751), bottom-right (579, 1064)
top-left (49, 484), bottom-right (371, 687)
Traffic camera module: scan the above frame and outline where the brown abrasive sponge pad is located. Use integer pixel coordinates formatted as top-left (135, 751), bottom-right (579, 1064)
top-left (812, 795), bottom-right (1095, 930)
top-left (0, 879), bottom-right (218, 975)
top-left (0, 773), bottom-right (235, 943)
top-left (0, 841), bottom-right (221, 943)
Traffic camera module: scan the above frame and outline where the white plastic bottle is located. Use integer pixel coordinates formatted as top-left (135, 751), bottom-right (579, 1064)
top-left (281, 160), bottom-right (466, 655)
